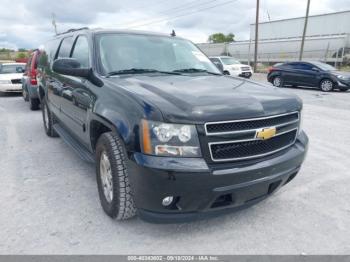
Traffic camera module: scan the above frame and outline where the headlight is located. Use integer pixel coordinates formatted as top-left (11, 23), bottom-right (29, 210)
top-left (141, 120), bottom-right (201, 157)
top-left (0, 80), bottom-right (11, 84)
top-left (298, 110), bottom-right (303, 134)
top-left (337, 75), bottom-right (346, 79)
top-left (336, 75), bottom-right (349, 80)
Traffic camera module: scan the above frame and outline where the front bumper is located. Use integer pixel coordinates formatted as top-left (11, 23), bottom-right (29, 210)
top-left (337, 79), bottom-right (350, 89)
top-left (128, 131), bottom-right (309, 223)
top-left (0, 83), bottom-right (22, 92)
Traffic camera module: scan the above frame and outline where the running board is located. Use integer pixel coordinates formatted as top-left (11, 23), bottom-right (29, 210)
top-left (53, 124), bottom-right (95, 164)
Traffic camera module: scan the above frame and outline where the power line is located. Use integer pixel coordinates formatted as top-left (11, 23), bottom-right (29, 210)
top-left (115, 0), bottom-right (220, 28)
top-left (126, 0), bottom-right (238, 29)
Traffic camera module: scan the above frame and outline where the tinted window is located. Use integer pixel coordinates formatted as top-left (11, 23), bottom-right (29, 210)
top-left (71, 36), bottom-right (90, 68)
top-left (57, 36), bottom-right (73, 59)
top-left (298, 63), bottom-right (313, 70)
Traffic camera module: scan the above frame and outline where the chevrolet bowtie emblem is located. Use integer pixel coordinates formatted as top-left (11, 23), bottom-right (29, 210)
top-left (256, 127), bottom-right (276, 140)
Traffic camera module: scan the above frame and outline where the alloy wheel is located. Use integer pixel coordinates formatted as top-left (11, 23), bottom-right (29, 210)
top-left (320, 80), bottom-right (333, 92)
top-left (100, 151), bottom-right (114, 203)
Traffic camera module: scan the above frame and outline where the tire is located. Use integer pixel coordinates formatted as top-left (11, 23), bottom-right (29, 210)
top-left (95, 132), bottom-right (136, 220)
top-left (319, 79), bottom-right (334, 92)
top-left (22, 88), bottom-right (29, 102)
top-left (29, 97), bottom-right (40, 110)
top-left (223, 71), bottom-right (230, 75)
top-left (272, 76), bottom-right (283, 87)
top-left (42, 97), bottom-right (58, 137)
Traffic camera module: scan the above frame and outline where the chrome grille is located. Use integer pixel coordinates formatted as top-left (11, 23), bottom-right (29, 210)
top-left (205, 112), bottom-right (299, 162)
top-left (241, 66), bottom-right (251, 71)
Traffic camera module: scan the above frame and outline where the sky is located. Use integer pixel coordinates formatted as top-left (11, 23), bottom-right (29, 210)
top-left (0, 0), bottom-right (350, 50)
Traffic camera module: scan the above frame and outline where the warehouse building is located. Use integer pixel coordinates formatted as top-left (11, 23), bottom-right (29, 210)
top-left (197, 10), bottom-right (350, 65)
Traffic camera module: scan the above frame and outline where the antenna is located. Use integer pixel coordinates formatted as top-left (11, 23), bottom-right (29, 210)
top-left (52, 13), bottom-right (58, 35)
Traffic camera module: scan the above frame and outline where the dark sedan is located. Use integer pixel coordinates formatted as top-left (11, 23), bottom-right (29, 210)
top-left (267, 61), bottom-right (350, 92)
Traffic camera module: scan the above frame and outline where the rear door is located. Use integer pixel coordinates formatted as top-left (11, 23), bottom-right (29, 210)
top-left (281, 62), bottom-right (305, 85)
top-left (48, 36), bottom-right (73, 116)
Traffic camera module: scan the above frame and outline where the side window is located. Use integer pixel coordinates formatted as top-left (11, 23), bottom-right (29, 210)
top-left (299, 63), bottom-right (313, 70)
top-left (57, 36), bottom-right (73, 59)
top-left (71, 36), bottom-right (90, 68)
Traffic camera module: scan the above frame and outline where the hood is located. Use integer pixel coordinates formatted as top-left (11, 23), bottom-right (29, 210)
top-left (0, 73), bottom-right (23, 80)
top-left (105, 75), bottom-right (301, 123)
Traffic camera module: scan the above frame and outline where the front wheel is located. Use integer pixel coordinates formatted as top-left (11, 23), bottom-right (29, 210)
top-left (320, 79), bottom-right (334, 92)
top-left (96, 132), bottom-right (136, 220)
top-left (272, 76), bottom-right (283, 87)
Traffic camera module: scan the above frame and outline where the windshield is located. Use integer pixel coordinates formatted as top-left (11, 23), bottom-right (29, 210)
top-left (0, 64), bottom-right (25, 74)
top-left (311, 62), bottom-right (336, 71)
top-left (220, 57), bottom-right (241, 65)
top-left (97, 33), bottom-right (220, 75)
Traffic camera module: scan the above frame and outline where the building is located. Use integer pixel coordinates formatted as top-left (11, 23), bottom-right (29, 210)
top-left (197, 10), bottom-right (350, 65)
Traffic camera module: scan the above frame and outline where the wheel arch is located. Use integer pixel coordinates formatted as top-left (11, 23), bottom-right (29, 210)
top-left (89, 114), bottom-right (132, 152)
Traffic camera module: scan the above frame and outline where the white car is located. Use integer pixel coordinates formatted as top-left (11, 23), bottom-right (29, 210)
top-left (209, 56), bottom-right (253, 78)
top-left (0, 62), bottom-right (26, 93)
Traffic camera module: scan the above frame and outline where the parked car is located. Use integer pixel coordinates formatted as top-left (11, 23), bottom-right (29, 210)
top-left (267, 61), bottom-right (350, 92)
top-left (22, 50), bottom-right (41, 110)
top-left (0, 63), bottom-right (25, 93)
top-left (37, 28), bottom-right (308, 223)
top-left (209, 56), bottom-right (253, 78)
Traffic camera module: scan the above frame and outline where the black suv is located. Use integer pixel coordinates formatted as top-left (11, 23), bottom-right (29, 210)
top-left (37, 28), bottom-right (308, 223)
top-left (267, 61), bottom-right (350, 92)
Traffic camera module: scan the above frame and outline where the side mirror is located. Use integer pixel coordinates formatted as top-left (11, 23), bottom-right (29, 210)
top-left (52, 58), bottom-right (104, 87)
top-left (52, 58), bottom-right (90, 78)
top-left (311, 67), bottom-right (320, 72)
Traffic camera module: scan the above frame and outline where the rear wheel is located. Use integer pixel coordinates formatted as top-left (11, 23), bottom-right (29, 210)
top-left (223, 71), bottom-right (230, 75)
top-left (96, 132), bottom-right (136, 220)
top-left (320, 79), bottom-right (334, 92)
top-left (29, 97), bottom-right (40, 110)
top-left (272, 76), bottom-right (283, 87)
top-left (42, 97), bottom-right (58, 137)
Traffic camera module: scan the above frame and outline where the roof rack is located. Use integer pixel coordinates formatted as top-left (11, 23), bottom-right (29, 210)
top-left (56, 27), bottom-right (89, 36)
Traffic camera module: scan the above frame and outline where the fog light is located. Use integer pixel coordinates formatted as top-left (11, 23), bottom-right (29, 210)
top-left (162, 196), bottom-right (174, 206)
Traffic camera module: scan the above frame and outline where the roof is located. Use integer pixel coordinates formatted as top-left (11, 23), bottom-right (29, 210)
top-left (54, 27), bottom-right (180, 39)
top-left (1, 62), bottom-right (26, 65)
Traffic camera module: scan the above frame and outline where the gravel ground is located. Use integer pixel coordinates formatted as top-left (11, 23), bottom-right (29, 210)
top-left (0, 75), bottom-right (350, 254)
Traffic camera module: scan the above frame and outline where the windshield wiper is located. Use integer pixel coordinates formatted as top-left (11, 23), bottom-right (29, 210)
top-left (106, 68), bottom-right (181, 77)
top-left (173, 68), bottom-right (221, 75)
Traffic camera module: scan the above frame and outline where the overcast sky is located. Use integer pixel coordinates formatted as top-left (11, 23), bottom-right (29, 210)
top-left (1, 0), bottom-right (350, 50)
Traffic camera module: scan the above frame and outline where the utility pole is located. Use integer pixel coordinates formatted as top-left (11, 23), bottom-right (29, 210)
top-left (299, 0), bottom-right (311, 61)
top-left (52, 13), bottom-right (58, 35)
top-left (253, 0), bottom-right (259, 73)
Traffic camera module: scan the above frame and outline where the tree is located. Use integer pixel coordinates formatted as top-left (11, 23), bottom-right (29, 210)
top-left (208, 33), bottom-right (235, 43)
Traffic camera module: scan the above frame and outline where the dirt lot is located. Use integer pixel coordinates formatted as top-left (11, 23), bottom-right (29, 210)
top-left (0, 75), bottom-right (350, 254)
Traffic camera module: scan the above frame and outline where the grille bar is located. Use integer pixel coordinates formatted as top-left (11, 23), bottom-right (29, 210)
top-left (205, 111), bottom-right (299, 136)
top-left (209, 129), bottom-right (297, 162)
top-left (205, 111), bottom-right (300, 162)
